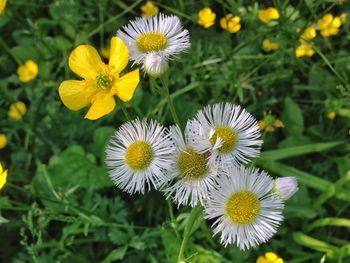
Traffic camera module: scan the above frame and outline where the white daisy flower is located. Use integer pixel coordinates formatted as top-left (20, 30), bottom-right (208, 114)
top-left (105, 118), bottom-right (174, 194)
top-left (273, 176), bottom-right (298, 200)
top-left (117, 13), bottom-right (190, 66)
top-left (205, 166), bottom-right (284, 250)
top-left (163, 125), bottom-right (219, 207)
top-left (144, 53), bottom-right (169, 77)
top-left (187, 102), bottom-right (262, 167)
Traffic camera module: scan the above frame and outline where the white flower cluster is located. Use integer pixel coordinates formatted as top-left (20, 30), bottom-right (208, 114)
top-left (105, 102), bottom-right (298, 250)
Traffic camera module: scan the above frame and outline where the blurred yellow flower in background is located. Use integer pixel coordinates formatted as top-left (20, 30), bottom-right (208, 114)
top-left (58, 37), bottom-right (139, 120)
top-left (0, 0), bottom-right (6, 15)
top-left (295, 42), bottom-right (315, 58)
top-left (317, 14), bottom-right (342, 37)
top-left (198, 7), bottom-right (216, 28)
top-left (140, 1), bottom-right (158, 17)
top-left (301, 26), bottom-right (317, 40)
top-left (257, 252), bottom-right (283, 263)
top-left (258, 7), bottom-right (280, 23)
top-left (258, 112), bottom-right (284, 132)
top-left (8, 101), bottom-right (27, 120)
top-left (0, 163), bottom-right (8, 190)
top-left (17, 60), bottom-right (39, 83)
top-left (100, 46), bottom-right (110, 59)
top-left (262, 39), bottom-right (279, 51)
top-left (0, 134), bottom-right (7, 149)
top-left (220, 14), bottom-right (241, 33)
top-left (327, 111), bottom-right (336, 120)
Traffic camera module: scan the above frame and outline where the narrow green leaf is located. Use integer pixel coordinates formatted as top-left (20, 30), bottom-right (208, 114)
top-left (259, 141), bottom-right (344, 161)
top-left (293, 232), bottom-right (338, 258)
top-left (307, 218), bottom-right (350, 232)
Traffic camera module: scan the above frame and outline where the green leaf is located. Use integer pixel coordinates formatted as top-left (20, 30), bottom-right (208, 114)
top-left (101, 246), bottom-right (128, 263)
top-left (293, 232), bottom-right (338, 258)
top-left (260, 141), bottom-right (343, 161)
top-left (91, 126), bottom-right (115, 159)
top-left (306, 218), bottom-right (350, 232)
top-left (281, 97), bottom-right (304, 136)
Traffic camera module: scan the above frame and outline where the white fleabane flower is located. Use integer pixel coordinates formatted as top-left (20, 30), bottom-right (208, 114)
top-left (163, 125), bottom-right (219, 207)
top-left (205, 166), bottom-right (284, 250)
top-left (105, 118), bottom-right (174, 194)
top-left (273, 176), bottom-right (298, 200)
top-left (117, 13), bottom-right (190, 66)
top-left (187, 102), bottom-right (262, 167)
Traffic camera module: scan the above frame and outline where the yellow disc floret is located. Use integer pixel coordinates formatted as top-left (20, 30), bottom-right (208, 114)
top-left (209, 125), bottom-right (237, 154)
top-left (226, 190), bottom-right (260, 224)
top-left (177, 147), bottom-right (208, 180)
top-left (136, 32), bottom-right (168, 52)
top-left (125, 140), bottom-right (154, 171)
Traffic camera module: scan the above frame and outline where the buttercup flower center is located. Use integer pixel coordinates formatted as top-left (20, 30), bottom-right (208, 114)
top-left (209, 125), bottom-right (237, 153)
top-left (136, 32), bottom-right (168, 52)
top-left (177, 147), bottom-right (208, 180)
top-left (226, 190), bottom-right (260, 224)
top-left (96, 74), bottom-right (114, 90)
top-left (125, 140), bottom-right (154, 171)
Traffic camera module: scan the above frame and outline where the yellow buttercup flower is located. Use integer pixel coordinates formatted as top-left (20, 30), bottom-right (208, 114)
top-left (317, 14), bottom-right (342, 37)
top-left (58, 37), bottom-right (140, 120)
top-left (262, 39), bottom-right (279, 51)
top-left (257, 252), bottom-right (284, 263)
top-left (0, 0), bottom-right (6, 15)
top-left (8, 101), bottom-right (27, 120)
top-left (301, 26), bottom-right (317, 40)
top-left (198, 7), bottom-right (216, 28)
top-left (258, 7), bottom-right (280, 23)
top-left (0, 134), bottom-right (7, 149)
top-left (295, 42), bottom-right (315, 58)
top-left (140, 1), bottom-right (158, 17)
top-left (17, 60), bottom-right (39, 83)
top-left (0, 163), bottom-right (8, 190)
top-left (220, 14), bottom-right (241, 33)
top-left (327, 111), bottom-right (336, 120)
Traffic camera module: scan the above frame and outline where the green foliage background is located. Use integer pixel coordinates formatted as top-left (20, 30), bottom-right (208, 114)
top-left (0, 0), bottom-right (350, 262)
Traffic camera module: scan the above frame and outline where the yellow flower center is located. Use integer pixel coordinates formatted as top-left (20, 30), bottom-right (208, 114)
top-left (136, 32), bottom-right (168, 52)
top-left (96, 74), bottom-right (114, 90)
top-left (209, 125), bottom-right (237, 154)
top-left (125, 141), bottom-right (154, 171)
top-left (177, 147), bottom-right (208, 180)
top-left (226, 190), bottom-right (260, 224)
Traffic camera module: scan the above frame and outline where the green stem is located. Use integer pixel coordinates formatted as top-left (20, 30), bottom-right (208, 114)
top-left (167, 199), bottom-right (180, 241)
top-left (117, 98), bottom-right (131, 121)
top-left (0, 37), bottom-right (22, 65)
top-left (177, 206), bottom-right (203, 263)
top-left (159, 74), bottom-right (181, 127)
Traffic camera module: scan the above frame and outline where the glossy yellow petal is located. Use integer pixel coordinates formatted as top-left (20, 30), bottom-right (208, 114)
top-left (69, 45), bottom-right (105, 79)
top-left (0, 134), bottom-right (7, 149)
top-left (256, 256), bottom-right (267, 263)
top-left (113, 69), bottom-right (140, 102)
top-left (0, 163), bottom-right (2, 174)
top-left (108, 37), bottom-right (129, 74)
top-left (17, 60), bottom-right (39, 83)
top-left (0, 169), bottom-right (8, 190)
top-left (58, 79), bottom-right (97, 111)
top-left (265, 252), bottom-right (278, 260)
top-left (85, 91), bottom-right (116, 120)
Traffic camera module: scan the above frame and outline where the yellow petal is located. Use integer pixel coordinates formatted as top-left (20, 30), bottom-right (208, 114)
top-left (0, 134), bottom-right (7, 149)
top-left (256, 256), bottom-right (267, 263)
top-left (113, 69), bottom-right (140, 102)
top-left (108, 37), bottom-right (128, 74)
top-left (0, 164), bottom-right (3, 174)
top-left (58, 79), bottom-right (97, 111)
top-left (265, 252), bottom-right (278, 260)
top-left (69, 45), bottom-right (105, 79)
top-left (0, 169), bottom-right (8, 190)
top-left (85, 91), bottom-right (116, 120)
